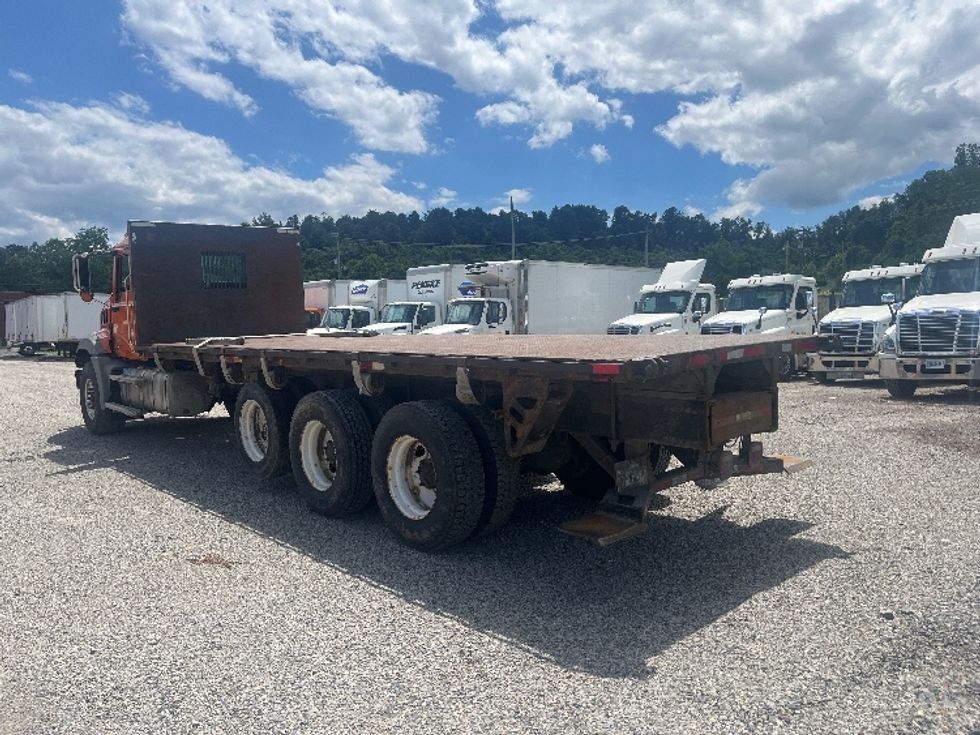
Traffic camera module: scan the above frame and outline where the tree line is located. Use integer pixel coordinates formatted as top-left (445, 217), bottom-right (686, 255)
top-left (3, 143), bottom-right (980, 295)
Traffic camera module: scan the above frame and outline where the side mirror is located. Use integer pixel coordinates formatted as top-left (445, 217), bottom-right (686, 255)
top-left (757, 306), bottom-right (767, 329)
top-left (692, 310), bottom-right (703, 322)
top-left (72, 253), bottom-right (93, 302)
top-left (881, 293), bottom-right (898, 323)
top-left (880, 293), bottom-right (895, 304)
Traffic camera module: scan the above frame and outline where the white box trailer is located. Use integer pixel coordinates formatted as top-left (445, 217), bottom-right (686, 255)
top-left (5, 292), bottom-right (108, 356)
top-left (419, 260), bottom-right (662, 335)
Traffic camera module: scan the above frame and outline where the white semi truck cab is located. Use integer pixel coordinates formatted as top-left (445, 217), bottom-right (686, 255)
top-left (308, 279), bottom-right (408, 335)
top-left (878, 214), bottom-right (980, 397)
top-left (700, 273), bottom-right (818, 376)
top-left (810, 263), bottom-right (922, 383)
top-left (363, 264), bottom-right (463, 335)
top-left (607, 259), bottom-right (717, 335)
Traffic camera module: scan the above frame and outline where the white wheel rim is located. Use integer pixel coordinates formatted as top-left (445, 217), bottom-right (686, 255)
top-left (83, 378), bottom-right (97, 420)
top-left (300, 419), bottom-right (337, 492)
top-left (239, 399), bottom-right (269, 462)
top-left (387, 435), bottom-right (437, 520)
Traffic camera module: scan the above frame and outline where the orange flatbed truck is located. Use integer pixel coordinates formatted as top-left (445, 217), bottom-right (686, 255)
top-left (71, 221), bottom-right (813, 550)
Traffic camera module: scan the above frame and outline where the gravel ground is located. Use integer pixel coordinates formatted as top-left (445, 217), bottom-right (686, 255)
top-left (1, 354), bottom-right (979, 734)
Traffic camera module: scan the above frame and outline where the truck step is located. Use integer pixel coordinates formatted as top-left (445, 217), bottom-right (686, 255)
top-left (108, 374), bottom-right (141, 384)
top-left (559, 511), bottom-right (648, 546)
top-left (103, 402), bottom-right (143, 418)
top-left (774, 455), bottom-right (814, 474)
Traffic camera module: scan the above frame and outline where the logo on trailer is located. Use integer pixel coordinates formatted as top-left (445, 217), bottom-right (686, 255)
top-left (350, 283), bottom-right (369, 295)
top-left (412, 278), bottom-right (441, 294)
top-left (457, 280), bottom-right (479, 297)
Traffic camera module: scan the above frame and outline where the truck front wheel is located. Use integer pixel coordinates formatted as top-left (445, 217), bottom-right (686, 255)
top-left (884, 380), bottom-right (917, 398)
top-left (233, 383), bottom-right (292, 479)
top-left (79, 361), bottom-right (126, 435)
top-left (289, 390), bottom-right (374, 516)
top-left (372, 401), bottom-right (486, 551)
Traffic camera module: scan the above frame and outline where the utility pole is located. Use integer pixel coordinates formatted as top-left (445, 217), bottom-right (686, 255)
top-left (644, 228), bottom-right (650, 268)
top-left (510, 196), bottom-right (516, 260)
top-left (335, 233), bottom-right (341, 277)
top-left (784, 238), bottom-right (789, 272)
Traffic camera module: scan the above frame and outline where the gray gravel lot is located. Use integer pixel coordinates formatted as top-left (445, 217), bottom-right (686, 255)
top-left (1, 355), bottom-right (979, 734)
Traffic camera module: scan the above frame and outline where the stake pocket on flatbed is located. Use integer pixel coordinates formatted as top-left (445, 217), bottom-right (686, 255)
top-left (72, 221), bottom-right (813, 550)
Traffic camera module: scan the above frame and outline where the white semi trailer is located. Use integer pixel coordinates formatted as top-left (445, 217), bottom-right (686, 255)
top-left (810, 263), bottom-right (922, 383)
top-left (364, 264), bottom-right (467, 335)
top-left (308, 279), bottom-right (409, 333)
top-left (4, 291), bottom-right (108, 356)
top-left (878, 213), bottom-right (980, 397)
top-left (700, 273), bottom-right (818, 376)
top-left (607, 259), bottom-right (717, 335)
top-left (417, 260), bottom-right (661, 336)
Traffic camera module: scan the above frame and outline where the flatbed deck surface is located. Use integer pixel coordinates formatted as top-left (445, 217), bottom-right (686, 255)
top-left (153, 332), bottom-right (806, 365)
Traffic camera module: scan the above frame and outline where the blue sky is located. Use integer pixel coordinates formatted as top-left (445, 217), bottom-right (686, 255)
top-left (0, 0), bottom-right (976, 244)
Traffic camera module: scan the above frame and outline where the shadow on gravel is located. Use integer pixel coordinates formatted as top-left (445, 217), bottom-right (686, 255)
top-left (45, 419), bottom-right (849, 679)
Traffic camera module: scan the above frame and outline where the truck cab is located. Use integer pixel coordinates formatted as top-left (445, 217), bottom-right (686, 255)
top-left (365, 301), bottom-right (440, 334)
top-left (810, 263), bottom-right (921, 383)
top-left (308, 279), bottom-right (405, 335)
top-left (878, 215), bottom-right (980, 397)
top-left (607, 259), bottom-right (717, 335)
top-left (700, 273), bottom-right (818, 376)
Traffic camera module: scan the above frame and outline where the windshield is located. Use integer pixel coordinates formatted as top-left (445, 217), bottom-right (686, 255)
top-left (726, 285), bottom-right (794, 311)
top-left (919, 259), bottom-right (980, 295)
top-left (446, 301), bottom-right (484, 325)
top-left (323, 308), bottom-right (350, 329)
top-left (840, 277), bottom-right (904, 307)
top-left (378, 303), bottom-right (419, 323)
top-left (637, 290), bottom-right (691, 314)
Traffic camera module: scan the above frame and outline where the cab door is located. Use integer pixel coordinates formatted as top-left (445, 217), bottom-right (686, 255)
top-left (792, 286), bottom-right (816, 335)
top-left (690, 291), bottom-right (713, 334)
top-left (485, 299), bottom-right (512, 334)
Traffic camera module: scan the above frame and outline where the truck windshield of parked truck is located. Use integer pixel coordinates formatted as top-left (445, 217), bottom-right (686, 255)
top-left (726, 285), bottom-right (794, 311)
top-left (638, 290), bottom-right (691, 314)
top-left (322, 308), bottom-right (350, 329)
top-left (378, 303), bottom-right (419, 323)
top-left (446, 301), bottom-right (484, 325)
top-left (840, 278), bottom-right (905, 307)
top-left (919, 259), bottom-right (980, 295)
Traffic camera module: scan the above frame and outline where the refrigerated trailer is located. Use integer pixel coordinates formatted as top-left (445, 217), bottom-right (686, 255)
top-left (70, 221), bottom-right (813, 550)
top-left (4, 291), bottom-right (108, 356)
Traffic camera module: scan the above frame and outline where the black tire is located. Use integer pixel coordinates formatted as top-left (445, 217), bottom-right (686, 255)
top-left (885, 380), bottom-right (917, 398)
top-left (18, 343), bottom-right (36, 357)
top-left (233, 382), bottom-right (292, 479)
top-left (372, 400), bottom-right (485, 551)
top-left (355, 392), bottom-right (396, 431)
top-left (816, 372), bottom-right (835, 385)
top-left (289, 390), bottom-right (374, 516)
top-left (79, 361), bottom-right (126, 435)
top-left (445, 402), bottom-right (520, 536)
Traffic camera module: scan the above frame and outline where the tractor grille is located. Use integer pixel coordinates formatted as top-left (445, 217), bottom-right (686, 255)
top-left (701, 323), bottom-right (742, 335)
top-left (818, 320), bottom-right (877, 354)
top-left (897, 310), bottom-right (980, 355)
top-left (607, 324), bottom-right (639, 335)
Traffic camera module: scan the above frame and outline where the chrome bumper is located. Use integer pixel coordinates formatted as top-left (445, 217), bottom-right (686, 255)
top-left (879, 354), bottom-right (980, 381)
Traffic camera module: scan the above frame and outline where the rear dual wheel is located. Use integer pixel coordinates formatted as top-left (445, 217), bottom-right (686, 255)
top-left (372, 401), bottom-right (486, 551)
top-left (233, 383), bottom-right (293, 480)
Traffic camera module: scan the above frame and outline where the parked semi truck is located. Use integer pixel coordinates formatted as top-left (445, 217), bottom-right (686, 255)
top-left (70, 221), bottom-right (813, 550)
top-left (418, 260), bottom-right (661, 335)
top-left (308, 279), bottom-right (409, 334)
top-left (4, 291), bottom-right (108, 356)
top-left (878, 213), bottom-right (980, 397)
top-left (363, 264), bottom-right (466, 334)
top-left (809, 263), bottom-right (922, 383)
top-left (700, 273), bottom-right (818, 377)
top-left (607, 259), bottom-right (717, 335)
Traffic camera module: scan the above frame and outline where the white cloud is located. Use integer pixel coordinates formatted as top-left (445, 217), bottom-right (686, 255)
top-left (489, 187), bottom-right (532, 213)
top-left (683, 204), bottom-right (701, 217)
top-left (109, 1), bottom-right (980, 214)
top-left (0, 101), bottom-right (422, 244)
top-left (115, 92), bottom-right (150, 115)
top-left (858, 194), bottom-right (892, 209)
top-left (589, 143), bottom-right (610, 164)
top-left (428, 186), bottom-right (458, 209)
top-left (8, 69), bottom-right (32, 84)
